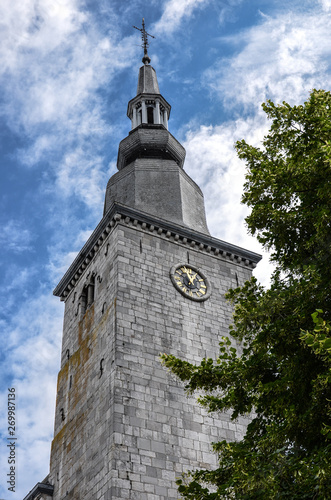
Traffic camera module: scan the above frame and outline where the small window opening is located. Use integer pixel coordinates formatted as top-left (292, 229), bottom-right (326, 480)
top-left (99, 358), bottom-right (105, 378)
top-left (79, 286), bottom-right (88, 317)
top-left (147, 106), bottom-right (154, 124)
top-left (87, 276), bottom-right (95, 307)
top-left (79, 273), bottom-right (95, 317)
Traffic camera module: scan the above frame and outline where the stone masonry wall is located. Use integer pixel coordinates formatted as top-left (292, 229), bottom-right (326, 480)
top-left (49, 219), bottom-right (253, 499)
top-left (49, 230), bottom-right (119, 499)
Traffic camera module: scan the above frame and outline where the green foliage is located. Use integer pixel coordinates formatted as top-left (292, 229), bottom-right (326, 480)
top-left (161, 90), bottom-right (331, 498)
top-left (236, 89), bottom-right (331, 273)
top-left (300, 311), bottom-right (331, 441)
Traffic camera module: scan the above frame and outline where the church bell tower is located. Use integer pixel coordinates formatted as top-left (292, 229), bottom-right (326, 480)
top-left (24, 20), bottom-right (261, 500)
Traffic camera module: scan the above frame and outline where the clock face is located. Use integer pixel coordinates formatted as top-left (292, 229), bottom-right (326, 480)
top-left (170, 264), bottom-right (211, 301)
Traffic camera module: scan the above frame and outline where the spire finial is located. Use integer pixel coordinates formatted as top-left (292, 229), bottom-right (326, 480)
top-left (133, 18), bottom-right (155, 65)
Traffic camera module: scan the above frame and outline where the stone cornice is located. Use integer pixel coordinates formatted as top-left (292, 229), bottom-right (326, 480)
top-left (23, 481), bottom-right (54, 500)
top-left (53, 203), bottom-right (262, 300)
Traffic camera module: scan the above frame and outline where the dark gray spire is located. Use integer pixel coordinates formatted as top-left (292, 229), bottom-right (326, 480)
top-left (103, 39), bottom-right (210, 235)
top-left (137, 65), bottom-right (160, 94)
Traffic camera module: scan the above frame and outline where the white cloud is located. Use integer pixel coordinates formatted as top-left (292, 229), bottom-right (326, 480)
top-left (0, 0), bottom-right (134, 214)
top-left (56, 148), bottom-right (108, 210)
top-left (0, 293), bottom-right (63, 498)
top-left (2, 266), bottom-right (37, 295)
top-left (203, 8), bottom-right (331, 109)
top-left (48, 250), bottom-right (80, 285)
top-left (0, 220), bottom-right (34, 253)
top-left (319, 0), bottom-right (331, 11)
top-left (154, 0), bottom-right (210, 34)
top-left (47, 228), bottom-right (95, 285)
top-left (180, 4), bottom-right (331, 287)
top-left (183, 112), bottom-right (273, 286)
top-left (0, 0), bottom-right (132, 132)
top-left (0, 262), bottom-right (41, 325)
top-left (0, 0), bottom-right (86, 66)
top-left (183, 114), bottom-right (267, 234)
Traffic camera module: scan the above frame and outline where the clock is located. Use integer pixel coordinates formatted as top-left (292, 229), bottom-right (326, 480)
top-left (170, 264), bottom-right (211, 301)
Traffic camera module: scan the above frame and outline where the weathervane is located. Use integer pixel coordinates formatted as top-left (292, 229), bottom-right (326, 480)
top-left (133, 18), bottom-right (155, 65)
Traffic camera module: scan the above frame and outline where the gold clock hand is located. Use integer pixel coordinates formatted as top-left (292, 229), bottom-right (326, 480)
top-left (188, 270), bottom-right (197, 286)
top-left (186, 269), bottom-right (193, 284)
top-left (182, 266), bottom-right (190, 278)
top-left (182, 266), bottom-right (191, 281)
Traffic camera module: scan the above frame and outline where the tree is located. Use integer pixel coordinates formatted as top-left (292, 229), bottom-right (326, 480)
top-left (162, 89), bottom-right (331, 499)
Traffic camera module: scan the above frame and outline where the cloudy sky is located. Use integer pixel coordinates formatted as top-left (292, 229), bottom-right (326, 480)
top-left (1, 0), bottom-right (331, 497)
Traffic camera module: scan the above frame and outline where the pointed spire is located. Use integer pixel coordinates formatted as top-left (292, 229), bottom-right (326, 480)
top-left (103, 33), bottom-right (210, 235)
top-left (137, 65), bottom-right (160, 94)
top-left (133, 18), bottom-right (155, 65)
top-left (127, 21), bottom-right (170, 130)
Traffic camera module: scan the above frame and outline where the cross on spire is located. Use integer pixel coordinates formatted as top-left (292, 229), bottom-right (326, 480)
top-left (133, 18), bottom-right (155, 65)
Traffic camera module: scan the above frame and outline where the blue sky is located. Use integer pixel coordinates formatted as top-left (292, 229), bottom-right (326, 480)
top-left (1, 0), bottom-right (331, 497)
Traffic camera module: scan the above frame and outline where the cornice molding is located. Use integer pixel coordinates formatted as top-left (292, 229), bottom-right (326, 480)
top-left (53, 203), bottom-right (262, 300)
top-left (23, 481), bottom-right (54, 500)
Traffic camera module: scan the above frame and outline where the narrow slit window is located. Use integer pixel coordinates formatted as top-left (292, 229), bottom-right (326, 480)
top-left (87, 275), bottom-right (95, 307)
top-left (79, 286), bottom-right (88, 317)
top-left (147, 106), bottom-right (154, 124)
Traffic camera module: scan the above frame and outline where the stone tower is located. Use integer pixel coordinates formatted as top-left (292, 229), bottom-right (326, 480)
top-left (24, 28), bottom-right (261, 500)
